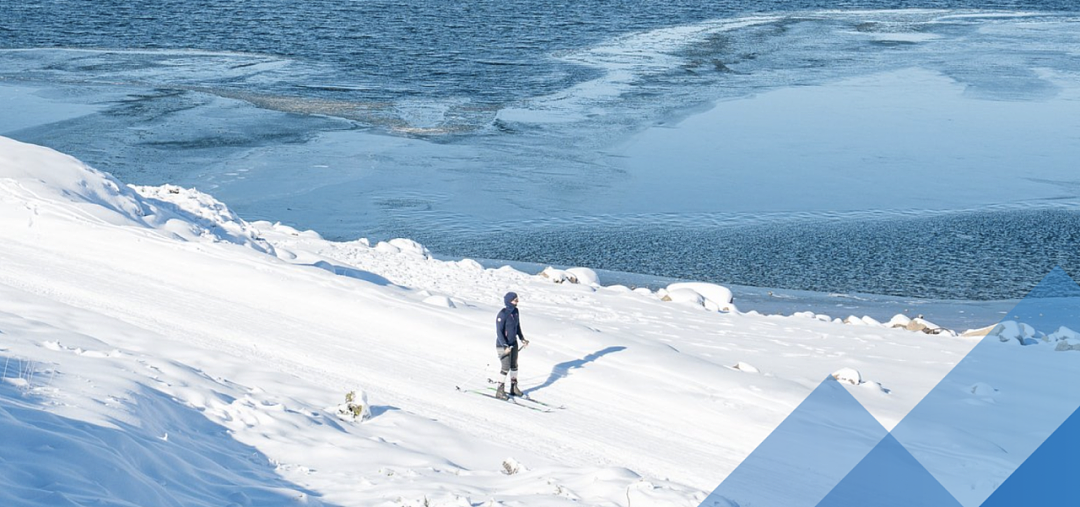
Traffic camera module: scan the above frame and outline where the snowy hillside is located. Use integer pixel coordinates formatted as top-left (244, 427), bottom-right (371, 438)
top-left (0, 136), bottom-right (988, 506)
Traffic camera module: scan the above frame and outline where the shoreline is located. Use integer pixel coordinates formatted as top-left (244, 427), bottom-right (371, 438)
top-left (457, 256), bottom-right (1016, 331)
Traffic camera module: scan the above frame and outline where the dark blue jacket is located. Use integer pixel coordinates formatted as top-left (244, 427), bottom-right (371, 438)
top-left (496, 292), bottom-right (523, 348)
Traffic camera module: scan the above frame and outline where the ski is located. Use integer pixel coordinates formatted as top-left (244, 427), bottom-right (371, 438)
top-left (482, 386), bottom-right (566, 410)
top-left (463, 388), bottom-right (552, 412)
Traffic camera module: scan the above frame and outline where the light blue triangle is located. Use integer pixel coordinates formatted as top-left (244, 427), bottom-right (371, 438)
top-left (815, 433), bottom-right (963, 507)
top-left (979, 403), bottom-right (1080, 506)
top-left (700, 377), bottom-right (888, 507)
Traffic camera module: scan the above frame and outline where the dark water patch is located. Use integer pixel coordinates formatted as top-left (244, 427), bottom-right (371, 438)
top-left (412, 207), bottom-right (1080, 301)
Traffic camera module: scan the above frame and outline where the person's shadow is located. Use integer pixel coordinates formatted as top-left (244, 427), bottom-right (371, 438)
top-left (525, 345), bottom-right (626, 395)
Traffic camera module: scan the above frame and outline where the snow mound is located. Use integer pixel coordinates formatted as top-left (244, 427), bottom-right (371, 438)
top-left (906, 316), bottom-right (942, 334)
top-left (969, 382), bottom-right (999, 396)
top-left (455, 258), bottom-right (484, 271)
top-left (843, 315), bottom-right (867, 326)
top-left (663, 282), bottom-right (735, 312)
top-left (540, 267), bottom-right (600, 287)
top-left (887, 314), bottom-right (912, 328)
top-left (375, 238), bottom-right (432, 258)
top-left (423, 295), bottom-right (457, 308)
top-left (831, 367), bottom-right (863, 385)
top-left (732, 361), bottom-right (759, 374)
top-left (566, 267), bottom-right (600, 286)
top-left (661, 288), bottom-right (704, 306)
top-left (501, 457), bottom-right (527, 475)
top-left (388, 238), bottom-right (432, 258)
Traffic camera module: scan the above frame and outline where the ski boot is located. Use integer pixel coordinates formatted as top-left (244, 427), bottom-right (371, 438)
top-left (511, 379), bottom-right (523, 397)
top-left (495, 383), bottom-right (509, 400)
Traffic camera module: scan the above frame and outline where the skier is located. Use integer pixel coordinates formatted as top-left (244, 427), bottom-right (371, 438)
top-left (495, 291), bottom-right (529, 400)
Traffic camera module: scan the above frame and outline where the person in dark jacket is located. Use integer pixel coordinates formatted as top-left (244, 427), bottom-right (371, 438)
top-left (495, 291), bottom-right (529, 400)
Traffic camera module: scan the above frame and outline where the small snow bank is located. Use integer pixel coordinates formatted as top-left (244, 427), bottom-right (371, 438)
top-left (0, 136), bottom-right (272, 254)
top-left (660, 282), bottom-right (736, 312)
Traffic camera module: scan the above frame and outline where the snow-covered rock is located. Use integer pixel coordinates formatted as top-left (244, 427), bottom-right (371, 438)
top-left (374, 241), bottom-right (401, 253)
top-left (732, 361), bottom-right (759, 374)
top-left (843, 316), bottom-right (866, 326)
top-left (333, 389), bottom-right (372, 422)
top-left (666, 282), bottom-right (733, 305)
top-left (566, 267), bottom-right (600, 286)
top-left (893, 316), bottom-right (953, 335)
top-left (539, 266), bottom-right (578, 284)
top-left (887, 314), bottom-right (912, 328)
top-left (1055, 339), bottom-right (1080, 352)
top-left (1048, 326), bottom-right (1080, 342)
top-left (661, 288), bottom-right (705, 307)
top-left (831, 367), bottom-right (863, 385)
top-left (991, 321), bottom-right (1039, 345)
top-left (664, 282), bottom-right (735, 312)
top-left (969, 382), bottom-right (999, 396)
top-left (501, 458), bottom-right (527, 475)
top-left (388, 238), bottom-right (432, 258)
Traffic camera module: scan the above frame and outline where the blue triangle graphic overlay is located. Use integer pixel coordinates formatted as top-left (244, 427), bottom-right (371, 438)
top-left (979, 403), bottom-right (1080, 506)
top-left (814, 433), bottom-right (963, 507)
top-left (700, 377), bottom-right (888, 507)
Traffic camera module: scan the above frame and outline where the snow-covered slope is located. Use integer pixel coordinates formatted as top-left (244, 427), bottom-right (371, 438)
top-left (0, 136), bottom-right (986, 506)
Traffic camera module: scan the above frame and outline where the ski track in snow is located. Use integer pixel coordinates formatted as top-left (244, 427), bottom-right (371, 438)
top-left (3, 135), bottom-right (1051, 506)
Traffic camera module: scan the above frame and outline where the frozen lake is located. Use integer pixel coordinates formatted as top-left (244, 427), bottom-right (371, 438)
top-left (2, 7), bottom-right (1079, 309)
